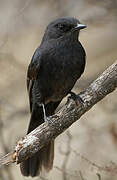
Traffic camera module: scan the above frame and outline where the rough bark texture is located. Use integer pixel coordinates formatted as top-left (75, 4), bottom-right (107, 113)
top-left (0, 60), bottom-right (117, 166)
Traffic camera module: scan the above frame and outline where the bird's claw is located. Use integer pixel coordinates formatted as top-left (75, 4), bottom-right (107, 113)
top-left (68, 91), bottom-right (84, 106)
top-left (44, 116), bottom-right (54, 124)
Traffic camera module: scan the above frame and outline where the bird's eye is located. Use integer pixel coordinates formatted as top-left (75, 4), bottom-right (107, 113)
top-left (56, 23), bottom-right (65, 30)
top-left (55, 23), bottom-right (72, 32)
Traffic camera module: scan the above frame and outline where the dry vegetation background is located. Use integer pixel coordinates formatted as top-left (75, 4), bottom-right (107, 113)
top-left (0, 0), bottom-right (117, 180)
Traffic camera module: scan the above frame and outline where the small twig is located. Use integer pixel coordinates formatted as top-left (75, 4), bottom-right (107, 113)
top-left (54, 166), bottom-right (78, 178)
top-left (62, 130), bottom-right (72, 180)
top-left (72, 149), bottom-right (117, 175)
top-left (0, 108), bottom-right (14, 180)
top-left (96, 173), bottom-right (102, 180)
top-left (79, 171), bottom-right (86, 180)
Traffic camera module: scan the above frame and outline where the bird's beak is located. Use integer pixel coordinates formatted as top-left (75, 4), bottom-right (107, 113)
top-left (75, 23), bottom-right (87, 30)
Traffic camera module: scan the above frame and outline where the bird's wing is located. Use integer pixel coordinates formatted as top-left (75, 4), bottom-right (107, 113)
top-left (27, 48), bottom-right (42, 112)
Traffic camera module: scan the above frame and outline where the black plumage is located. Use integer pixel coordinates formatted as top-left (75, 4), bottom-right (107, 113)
top-left (20, 17), bottom-right (86, 177)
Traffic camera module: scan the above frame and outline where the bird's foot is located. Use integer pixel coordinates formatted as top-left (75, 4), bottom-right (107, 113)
top-left (45, 116), bottom-right (54, 124)
top-left (68, 91), bottom-right (84, 106)
top-left (43, 115), bottom-right (49, 122)
top-left (41, 104), bottom-right (54, 124)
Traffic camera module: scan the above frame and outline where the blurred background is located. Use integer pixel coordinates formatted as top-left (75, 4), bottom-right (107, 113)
top-left (0, 0), bottom-right (117, 179)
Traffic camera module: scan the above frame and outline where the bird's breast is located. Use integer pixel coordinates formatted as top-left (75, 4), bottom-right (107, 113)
top-left (37, 41), bottom-right (85, 102)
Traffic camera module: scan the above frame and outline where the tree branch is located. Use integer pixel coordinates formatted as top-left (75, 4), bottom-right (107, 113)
top-left (0, 60), bottom-right (117, 167)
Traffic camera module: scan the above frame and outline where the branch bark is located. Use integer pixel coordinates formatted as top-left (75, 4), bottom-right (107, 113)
top-left (0, 60), bottom-right (117, 167)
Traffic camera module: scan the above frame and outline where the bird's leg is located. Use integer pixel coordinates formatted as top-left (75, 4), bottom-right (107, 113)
top-left (68, 91), bottom-right (84, 105)
top-left (42, 103), bottom-right (53, 123)
top-left (42, 103), bottom-right (48, 122)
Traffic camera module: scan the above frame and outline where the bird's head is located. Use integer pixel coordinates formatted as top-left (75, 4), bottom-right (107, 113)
top-left (43, 17), bottom-right (86, 42)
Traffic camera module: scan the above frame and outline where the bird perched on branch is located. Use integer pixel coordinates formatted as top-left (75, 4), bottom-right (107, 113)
top-left (20, 17), bottom-right (86, 177)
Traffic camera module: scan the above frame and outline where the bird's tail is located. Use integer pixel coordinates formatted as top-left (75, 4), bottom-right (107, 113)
top-left (20, 101), bottom-right (61, 177)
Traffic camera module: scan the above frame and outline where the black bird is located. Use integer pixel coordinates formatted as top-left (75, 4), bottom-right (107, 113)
top-left (20, 17), bottom-right (86, 177)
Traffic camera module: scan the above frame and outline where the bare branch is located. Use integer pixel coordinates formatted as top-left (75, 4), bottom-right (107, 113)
top-left (96, 173), bottom-right (102, 180)
top-left (79, 171), bottom-right (86, 180)
top-left (0, 60), bottom-right (117, 167)
top-left (61, 130), bottom-right (72, 180)
top-left (72, 149), bottom-right (117, 174)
